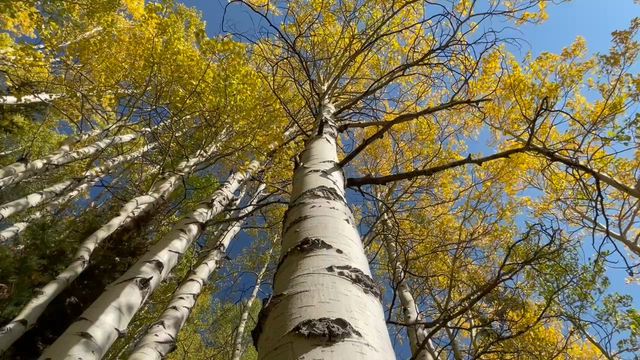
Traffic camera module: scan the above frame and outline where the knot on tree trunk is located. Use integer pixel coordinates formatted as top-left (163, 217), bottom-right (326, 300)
top-left (290, 317), bottom-right (361, 344)
top-left (277, 237), bottom-right (343, 271)
top-left (326, 265), bottom-right (382, 299)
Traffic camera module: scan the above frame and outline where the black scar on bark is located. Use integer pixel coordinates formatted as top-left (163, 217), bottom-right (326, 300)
top-left (77, 331), bottom-right (97, 342)
top-left (290, 317), bottom-right (361, 344)
top-left (276, 237), bottom-right (344, 271)
top-left (282, 185), bottom-right (348, 225)
top-left (144, 259), bottom-right (165, 273)
top-left (251, 292), bottom-right (287, 348)
top-left (326, 265), bottom-right (383, 300)
top-left (291, 185), bottom-right (346, 205)
top-left (283, 214), bottom-right (312, 234)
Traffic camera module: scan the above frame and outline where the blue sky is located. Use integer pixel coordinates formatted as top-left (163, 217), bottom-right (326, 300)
top-left (182, 0), bottom-right (639, 57)
top-left (520, 0), bottom-right (638, 57)
top-left (177, 0), bottom-right (639, 357)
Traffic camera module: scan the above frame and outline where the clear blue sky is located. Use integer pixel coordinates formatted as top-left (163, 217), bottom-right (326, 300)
top-left (182, 0), bottom-right (639, 56)
top-left (520, 0), bottom-right (638, 57)
top-left (178, 0), bottom-right (639, 357)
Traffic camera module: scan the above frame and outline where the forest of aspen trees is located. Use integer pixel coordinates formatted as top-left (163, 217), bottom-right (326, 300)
top-left (0, 0), bottom-right (639, 359)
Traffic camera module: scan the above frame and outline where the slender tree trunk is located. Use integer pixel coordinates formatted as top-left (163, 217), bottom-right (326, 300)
top-left (379, 209), bottom-right (435, 360)
top-left (0, 218), bottom-right (33, 244)
top-left (0, 142), bottom-right (217, 354)
top-left (107, 187), bottom-right (247, 359)
top-left (569, 207), bottom-right (640, 256)
top-left (57, 126), bottom-right (109, 152)
top-left (128, 183), bottom-right (266, 360)
top-left (0, 93), bottom-right (61, 105)
top-left (0, 142), bottom-right (156, 221)
top-left (41, 162), bottom-right (260, 360)
top-left (0, 147), bottom-right (22, 157)
top-left (231, 245), bottom-right (272, 360)
top-left (444, 324), bottom-right (463, 360)
top-left (253, 97), bottom-right (395, 359)
top-left (0, 142), bottom-right (157, 244)
top-left (0, 128), bottom-right (152, 188)
top-left (0, 179), bottom-right (77, 220)
top-left (58, 27), bottom-right (104, 48)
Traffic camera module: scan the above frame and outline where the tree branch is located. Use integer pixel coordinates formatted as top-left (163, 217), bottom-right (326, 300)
top-left (347, 146), bottom-right (525, 187)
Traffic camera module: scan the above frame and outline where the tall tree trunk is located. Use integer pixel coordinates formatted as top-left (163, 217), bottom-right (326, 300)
top-left (57, 126), bottom-right (107, 152)
top-left (444, 324), bottom-right (463, 360)
top-left (0, 128), bottom-right (152, 188)
top-left (0, 142), bottom-right (156, 221)
top-left (0, 218), bottom-right (33, 244)
top-left (128, 183), bottom-right (266, 360)
top-left (41, 162), bottom-right (260, 360)
top-left (231, 245), bottom-right (272, 360)
top-left (253, 98), bottom-right (395, 359)
top-left (0, 142), bottom-right (217, 354)
top-left (58, 27), bottom-right (104, 48)
top-left (0, 147), bottom-right (22, 157)
top-left (0, 93), bottom-right (61, 105)
top-left (378, 206), bottom-right (435, 360)
top-left (108, 187), bottom-right (247, 360)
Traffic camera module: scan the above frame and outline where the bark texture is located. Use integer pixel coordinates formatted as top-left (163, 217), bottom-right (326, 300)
top-left (0, 127), bottom-right (152, 188)
top-left (378, 206), bottom-right (434, 360)
top-left (128, 183), bottom-right (265, 360)
top-left (0, 93), bottom-right (61, 105)
top-left (40, 161), bottom-right (259, 360)
top-left (254, 98), bottom-right (395, 359)
top-left (231, 244), bottom-right (271, 360)
top-left (0, 142), bottom-right (216, 354)
top-left (0, 219), bottom-right (32, 244)
top-left (0, 142), bottom-right (156, 221)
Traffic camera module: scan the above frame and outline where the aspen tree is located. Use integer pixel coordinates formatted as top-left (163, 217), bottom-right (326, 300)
top-left (0, 127), bottom-right (153, 189)
top-left (129, 183), bottom-right (267, 360)
top-left (0, 140), bottom-right (220, 353)
top-left (231, 246), bottom-right (272, 360)
top-left (41, 161), bottom-right (260, 359)
top-left (253, 98), bottom-right (395, 359)
top-left (0, 142), bottom-right (157, 221)
top-left (375, 189), bottom-right (435, 360)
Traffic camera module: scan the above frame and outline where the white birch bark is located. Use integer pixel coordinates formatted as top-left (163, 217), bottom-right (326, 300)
top-left (0, 93), bottom-right (61, 105)
top-left (0, 142), bottom-right (217, 354)
top-left (569, 207), bottom-right (640, 257)
top-left (0, 180), bottom-right (77, 221)
top-left (128, 183), bottom-right (266, 360)
top-left (106, 189), bottom-right (247, 360)
top-left (0, 147), bottom-right (22, 157)
top-left (58, 27), bottom-right (104, 48)
top-left (0, 142), bottom-right (156, 221)
top-left (0, 218), bottom-right (34, 244)
top-left (0, 142), bottom-right (157, 244)
top-left (41, 161), bottom-right (260, 360)
top-left (57, 127), bottom-right (108, 152)
top-left (0, 193), bottom-right (84, 244)
top-left (231, 245), bottom-right (272, 360)
top-left (444, 324), bottom-right (463, 360)
top-left (378, 207), bottom-right (434, 360)
top-left (254, 98), bottom-right (395, 359)
top-left (0, 128), bottom-right (151, 188)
